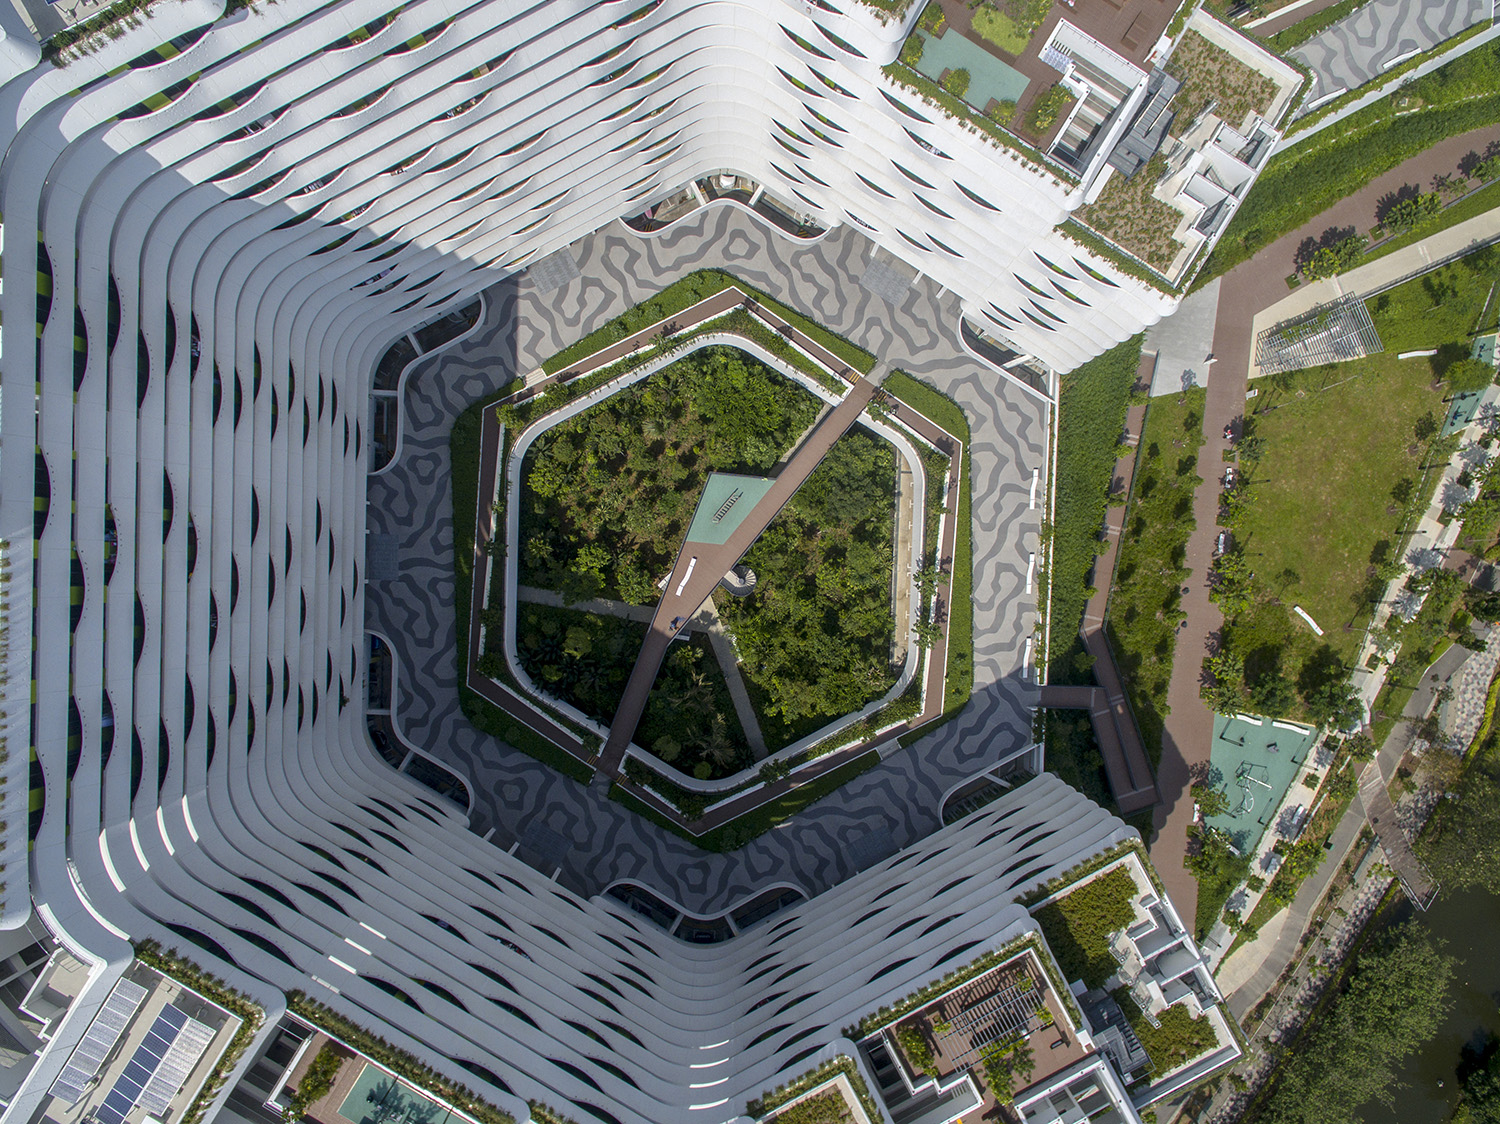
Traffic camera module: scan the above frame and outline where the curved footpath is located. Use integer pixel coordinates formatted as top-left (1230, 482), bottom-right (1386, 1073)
top-left (1149, 122), bottom-right (1500, 937)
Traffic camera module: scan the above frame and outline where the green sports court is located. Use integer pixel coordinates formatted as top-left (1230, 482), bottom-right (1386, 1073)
top-left (1203, 712), bottom-right (1319, 855)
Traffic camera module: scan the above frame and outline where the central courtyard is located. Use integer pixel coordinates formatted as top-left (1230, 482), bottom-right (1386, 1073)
top-left (363, 207), bottom-right (1049, 912)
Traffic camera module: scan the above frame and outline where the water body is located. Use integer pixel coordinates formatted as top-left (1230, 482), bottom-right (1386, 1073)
top-left (1360, 886), bottom-right (1500, 1124)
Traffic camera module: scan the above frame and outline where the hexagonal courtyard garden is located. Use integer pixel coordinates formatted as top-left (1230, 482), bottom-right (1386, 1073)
top-left (516, 344), bottom-right (901, 780)
top-left (448, 271), bottom-right (972, 844)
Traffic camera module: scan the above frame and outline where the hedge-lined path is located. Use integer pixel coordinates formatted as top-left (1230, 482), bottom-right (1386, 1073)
top-left (1044, 351), bottom-right (1158, 815)
top-left (364, 205), bottom-right (1045, 914)
top-left (1149, 121), bottom-right (1500, 935)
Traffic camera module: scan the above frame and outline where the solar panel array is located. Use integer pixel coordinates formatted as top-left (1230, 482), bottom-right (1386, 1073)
top-left (139, 1015), bottom-right (216, 1114)
top-left (50, 978), bottom-right (149, 1106)
top-left (93, 1004), bottom-right (213, 1124)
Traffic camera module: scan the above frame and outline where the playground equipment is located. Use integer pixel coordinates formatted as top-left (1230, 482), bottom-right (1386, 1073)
top-left (1234, 761), bottom-right (1272, 816)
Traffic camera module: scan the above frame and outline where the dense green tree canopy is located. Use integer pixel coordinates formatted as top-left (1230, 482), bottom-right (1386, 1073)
top-left (521, 346), bottom-right (820, 603)
top-left (718, 428), bottom-right (897, 733)
top-left (1253, 921), bottom-right (1454, 1124)
top-left (1422, 757), bottom-right (1500, 894)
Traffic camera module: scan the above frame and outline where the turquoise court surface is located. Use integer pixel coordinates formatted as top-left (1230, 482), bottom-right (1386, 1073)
top-left (338, 1063), bottom-right (454, 1124)
top-left (683, 472), bottom-right (776, 545)
top-left (912, 28), bottom-right (1030, 109)
top-left (1204, 712), bottom-right (1319, 855)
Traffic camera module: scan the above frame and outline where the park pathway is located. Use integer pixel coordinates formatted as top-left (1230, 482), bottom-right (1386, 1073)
top-left (597, 378), bottom-right (880, 777)
top-left (1149, 121), bottom-right (1500, 928)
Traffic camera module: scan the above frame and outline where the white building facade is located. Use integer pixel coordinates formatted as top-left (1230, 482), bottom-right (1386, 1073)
top-left (0, 0), bottom-right (1239, 1121)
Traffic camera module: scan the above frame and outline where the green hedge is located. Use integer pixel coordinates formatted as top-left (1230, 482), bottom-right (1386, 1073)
top-left (1266, 0), bottom-right (1364, 51)
top-left (42, 0), bottom-right (156, 64)
top-left (287, 993), bottom-right (515, 1124)
top-left (747, 1057), bottom-right (883, 1123)
top-left (449, 397), bottom-right (594, 782)
top-left (1048, 336), bottom-right (1143, 682)
top-left (134, 942), bottom-right (264, 1124)
top-left (1202, 42), bottom-right (1500, 281)
top-left (540, 270), bottom-right (875, 377)
top-left (1057, 221), bottom-right (1176, 294)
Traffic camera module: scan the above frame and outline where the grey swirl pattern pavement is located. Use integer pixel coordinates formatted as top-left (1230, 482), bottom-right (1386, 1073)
top-left (364, 206), bottom-right (1046, 915)
top-left (1290, 0), bottom-right (1487, 106)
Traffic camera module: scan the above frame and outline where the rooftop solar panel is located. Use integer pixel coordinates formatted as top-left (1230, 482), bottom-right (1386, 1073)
top-left (50, 978), bottom-right (149, 1105)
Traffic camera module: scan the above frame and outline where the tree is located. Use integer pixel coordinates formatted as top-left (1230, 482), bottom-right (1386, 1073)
top-left (1447, 357), bottom-right (1497, 394)
top-left (1380, 190), bottom-right (1443, 234)
top-left (1255, 922), bottom-right (1454, 1124)
top-left (1302, 233), bottom-right (1367, 280)
top-left (942, 68), bottom-right (970, 98)
top-left (1459, 1037), bottom-right (1500, 1124)
top-left (1209, 550), bottom-right (1256, 617)
top-left (1191, 783), bottom-right (1231, 817)
top-left (1421, 758), bottom-right (1500, 893)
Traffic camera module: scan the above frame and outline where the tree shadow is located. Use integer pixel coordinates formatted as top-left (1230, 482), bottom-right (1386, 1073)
top-left (1293, 224), bottom-right (1360, 272)
top-left (1376, 183), bottom-right (1422, 225)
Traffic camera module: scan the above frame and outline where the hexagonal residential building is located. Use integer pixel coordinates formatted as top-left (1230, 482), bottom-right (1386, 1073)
top-left (0, 0), bottom-right (1284, 1121)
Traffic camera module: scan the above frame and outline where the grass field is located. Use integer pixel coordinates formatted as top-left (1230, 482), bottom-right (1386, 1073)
top-left (1108, 389), bottom-right (1206, 767)
top-left (1367, 248), bottom-right (1500, 353)
top-left (1235, 355), bottom-right (1442, 671)
top-left (1224, 254), bottom-right (1490, 695)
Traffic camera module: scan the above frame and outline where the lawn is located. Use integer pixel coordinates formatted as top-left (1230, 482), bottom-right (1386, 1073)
top-left (1216, 253), bottom-right (1491, 715)
top-left (1366, 248), bottom-right (1500, 353)
top-left (1073, 155), bottom-right (1184, 272)
top-left (1107, 388), bottom-right (1205, 768)
top-left (971, 3), bottom-right (1031, 55)
top-left (1230, 353), bottom-right (1442, 673)
top-left (1166, 30), bottom-right (1278, 136)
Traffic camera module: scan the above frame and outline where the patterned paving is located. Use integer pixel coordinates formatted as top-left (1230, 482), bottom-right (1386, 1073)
top-left (364, 205), bottom-right (1046, 914)
top-left (1290, 0), bottom-right (1487, 107)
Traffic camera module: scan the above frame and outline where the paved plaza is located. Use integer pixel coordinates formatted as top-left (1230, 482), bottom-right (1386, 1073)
top-left (1289, 0), bottom-right (1488, 107)
top-left (363, 205), bottom-right (1048, 915)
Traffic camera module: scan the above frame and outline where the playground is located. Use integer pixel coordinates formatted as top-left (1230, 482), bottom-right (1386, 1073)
top-left (1203, 713), bottom-right (1319, 856)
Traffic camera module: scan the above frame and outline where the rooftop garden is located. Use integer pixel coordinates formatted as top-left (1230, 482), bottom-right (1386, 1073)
top-left (880, 947), bottom-right (1087, 1114)
top-left (970, 0), bottom-right (1052, 57)
top-left (1165, 30), bottom-right (1279, 137)
top-left (749, 1059), bottom-right (882, 1123)
top-left (1030, 866), bottom-right (1139, 988)
top-left (1072, 155), bottom-right (1184, 274)
top-left (1114, 988), bottom-right (1220, 1076)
